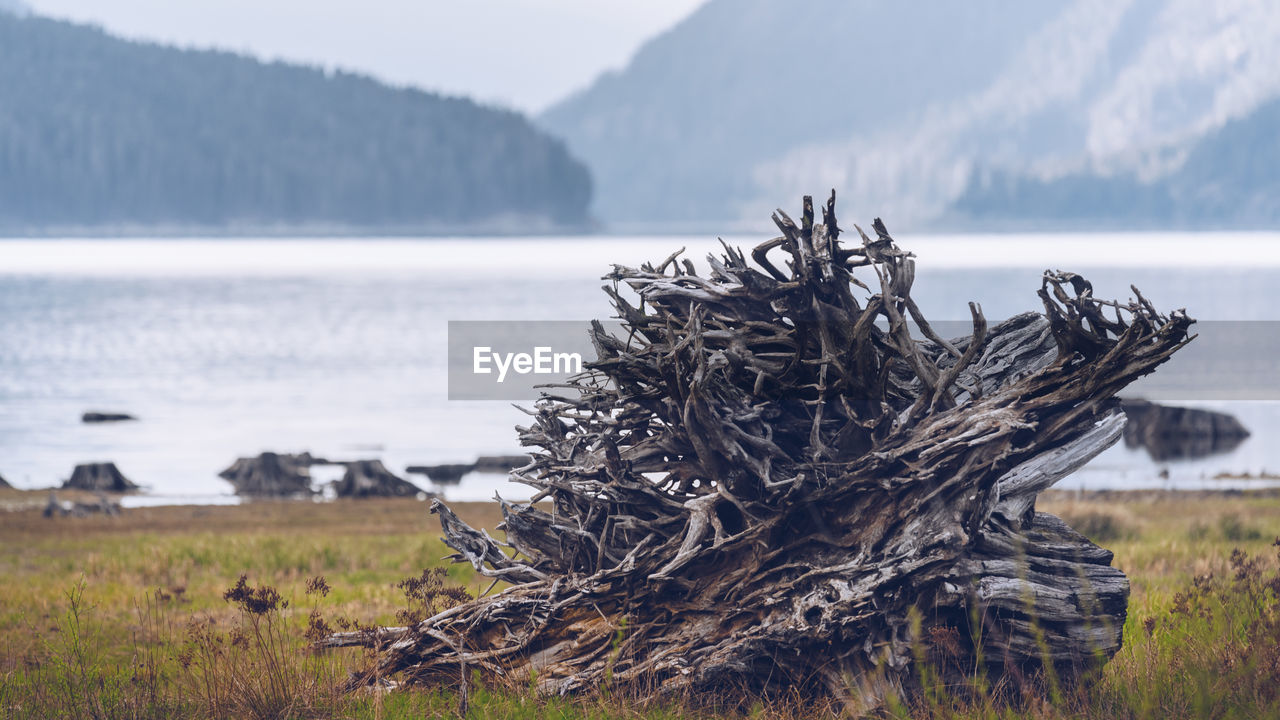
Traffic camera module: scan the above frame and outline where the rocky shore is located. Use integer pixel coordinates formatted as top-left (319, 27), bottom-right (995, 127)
top-left (0, 399), bottom-right (1258, 512)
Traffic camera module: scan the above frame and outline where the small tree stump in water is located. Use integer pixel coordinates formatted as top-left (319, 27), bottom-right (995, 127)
top-left (81, 411), bottom-right (137, 423)
top-left (329, 193), bottom-right (1194, 712)
top-left (334, 460), bottom-right (422, 498)
top-left (405, 463), bottom-right (474, 484)
top-left (1119, 398), bottom-right (1249, 461)
top-left (218, 452), bottom-right (315, 496)
top-left (63, 462), bottom-right (138, 492)
top-left (406, 455), bottom-right (532, 484)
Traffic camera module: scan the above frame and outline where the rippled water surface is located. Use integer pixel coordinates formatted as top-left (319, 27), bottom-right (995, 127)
top-left (2, 233), bottom-right (1280, 504)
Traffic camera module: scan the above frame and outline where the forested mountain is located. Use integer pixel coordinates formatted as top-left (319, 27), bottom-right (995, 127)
top-left (542, 0), bottom-right (1280, 231)
top-left (0, 12), bottom-right (592, 234)
top-left (954, 96), bottom-right (1280, 228)
top-left (540, 0), bottom-right (1065, 228)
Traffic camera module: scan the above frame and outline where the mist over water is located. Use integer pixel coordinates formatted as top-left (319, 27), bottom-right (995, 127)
top-left (3, 233), bottom-right (1280, 504)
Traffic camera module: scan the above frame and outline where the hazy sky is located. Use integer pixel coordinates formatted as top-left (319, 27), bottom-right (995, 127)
top-left (21, 0), bottom-right (707, 113)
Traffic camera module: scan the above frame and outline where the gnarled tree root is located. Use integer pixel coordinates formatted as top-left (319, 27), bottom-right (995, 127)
top-left (326, 193), bottom-right (1192, 712)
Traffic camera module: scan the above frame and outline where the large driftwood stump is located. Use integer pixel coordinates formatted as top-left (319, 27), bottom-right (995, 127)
top-left (331, 194), bottom-right (1193, 710)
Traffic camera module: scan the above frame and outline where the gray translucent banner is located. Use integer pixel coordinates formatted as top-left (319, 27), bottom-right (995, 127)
top-left (448, 320), bottom-right (1280, 402)
top-left (1115, 321), bottom-right (1280, 401)
top-left (917, 320), bottom-right (1280, 402)
top-left (448, 321), bottom-right (624, 400)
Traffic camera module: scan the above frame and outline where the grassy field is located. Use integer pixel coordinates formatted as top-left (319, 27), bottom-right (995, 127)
top-left (1, 488), bottom-right (1279, 719)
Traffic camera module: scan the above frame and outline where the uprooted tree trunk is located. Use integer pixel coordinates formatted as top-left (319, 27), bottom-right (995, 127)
top-left (326, 193), bottom-right (1194, 711)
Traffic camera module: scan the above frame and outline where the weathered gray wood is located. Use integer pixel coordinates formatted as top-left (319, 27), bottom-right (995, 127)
top-left (42, 489), bottom-right (122, 517)
top-left (336, 193), bottom-right (1193, 712)
top-left (994, 411), bottom-right (1127, 525)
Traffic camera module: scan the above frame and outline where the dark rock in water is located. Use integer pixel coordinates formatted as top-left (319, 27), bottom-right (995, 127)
top-left (82, 411), bottom-right (137, 423)
top-left (1120, 398), bottom-right (1250, 462)
top-left (405, 463), bottom-right (474, 484)
top-left (474, 454), bottom-right (531, 473)
top-left (219, 452), bottom-right (315, 496)
top-left (335, 460), bottom-right (422, 498)
top-left (63, 462), bottom-right (139, 492)
top-left (406, 454), bottom-right (530, 484)
top-left (44, 490), bottom-right (121, 518)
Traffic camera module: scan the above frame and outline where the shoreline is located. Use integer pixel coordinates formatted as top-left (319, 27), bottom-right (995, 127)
top-left (6, 484), bottom-right (1280, 515)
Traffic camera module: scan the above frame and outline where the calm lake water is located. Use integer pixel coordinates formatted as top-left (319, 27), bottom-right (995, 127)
top-left (3, 233), bottom-right (1280, 506)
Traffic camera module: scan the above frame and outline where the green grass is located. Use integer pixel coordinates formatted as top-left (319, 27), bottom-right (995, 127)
top-left (2, 490), bottom-right (1280, 719)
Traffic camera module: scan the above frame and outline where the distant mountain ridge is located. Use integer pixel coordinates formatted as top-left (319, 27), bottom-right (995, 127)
top-left (542, 0), bottom-right (1280, 231)
top-left (0, 13), bottom-right (592, 234)
top-left (954, 95), bottom-right (1280, 228)
top-left (540, 0), bottom-right (1065, 229)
